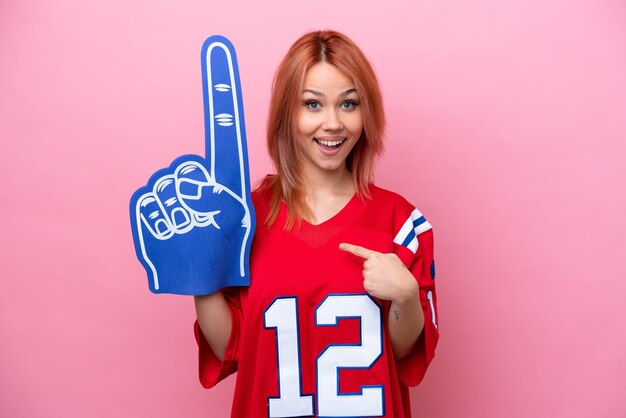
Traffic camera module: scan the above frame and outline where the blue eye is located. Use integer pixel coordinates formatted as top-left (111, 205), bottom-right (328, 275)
top-left (341, 100), bottom-right (357, 110)
top-left (305, 100), bottom-right (320, 110)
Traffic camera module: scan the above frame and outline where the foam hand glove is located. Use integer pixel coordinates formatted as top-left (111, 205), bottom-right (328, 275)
top-left (130, 36), bottom-right (255, 295)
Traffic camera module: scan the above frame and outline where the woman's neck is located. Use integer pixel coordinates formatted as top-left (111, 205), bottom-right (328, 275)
top-left (297, 167), bottom-right (354, 226)
top-left (300, 166), bottom-right (355, 200)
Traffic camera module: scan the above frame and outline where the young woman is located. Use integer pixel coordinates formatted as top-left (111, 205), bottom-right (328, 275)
top-left (194, 30), bottom-right (439, 418)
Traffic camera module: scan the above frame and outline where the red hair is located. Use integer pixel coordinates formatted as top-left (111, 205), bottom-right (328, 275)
top-left (263, 30), bottom-right (385, 228)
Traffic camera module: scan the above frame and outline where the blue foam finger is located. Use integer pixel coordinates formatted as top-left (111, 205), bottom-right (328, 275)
top-left (129, 36), bottom-right (256, 295)
top-left (202, 36), bottom-right (251, 201)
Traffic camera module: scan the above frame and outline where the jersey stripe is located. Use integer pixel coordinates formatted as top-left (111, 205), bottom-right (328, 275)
top-left (401, 229), bottom-right (416, 248)
top-left (405, 236), bottom-right (418, 253)
top-left (393, 208), bottom-right (432, 254)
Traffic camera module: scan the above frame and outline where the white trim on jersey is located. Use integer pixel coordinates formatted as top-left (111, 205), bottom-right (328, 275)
top-left (393, 208), bottom-right (432, 254)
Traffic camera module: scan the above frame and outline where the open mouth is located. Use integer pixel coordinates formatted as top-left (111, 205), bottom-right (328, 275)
top-left (314, 138), bottom-right (346, 151)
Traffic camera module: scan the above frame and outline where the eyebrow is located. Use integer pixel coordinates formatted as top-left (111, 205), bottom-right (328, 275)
top-left (302, 88), bottom-right (357, 97)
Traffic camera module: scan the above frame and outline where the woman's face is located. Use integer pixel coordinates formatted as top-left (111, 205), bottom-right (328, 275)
top-left (295, 62), bottom-right (363, 179)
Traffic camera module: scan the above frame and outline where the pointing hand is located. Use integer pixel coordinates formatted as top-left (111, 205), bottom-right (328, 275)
top-left (339, 243), bottom-right (418, 303)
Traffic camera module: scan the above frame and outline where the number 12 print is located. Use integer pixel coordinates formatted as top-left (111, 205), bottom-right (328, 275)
top-left (264, 294), bottom-right (385, 417)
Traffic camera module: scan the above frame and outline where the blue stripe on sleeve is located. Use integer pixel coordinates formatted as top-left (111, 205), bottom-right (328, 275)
top-left (413, 216), bottom-right (427, 229)
top-left (401, 229), bottom-right (416, 248)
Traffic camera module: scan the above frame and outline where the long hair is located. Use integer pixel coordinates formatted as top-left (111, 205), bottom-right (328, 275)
top-left (263, 30), bottom-right (385, 228)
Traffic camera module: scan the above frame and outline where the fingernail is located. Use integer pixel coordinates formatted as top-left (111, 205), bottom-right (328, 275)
top-left (178, 181), bottom-right (200, 199)
top-left (172, 208), bottom-right (190, 228)
top-left (155, 220), bottom-right (170, 235)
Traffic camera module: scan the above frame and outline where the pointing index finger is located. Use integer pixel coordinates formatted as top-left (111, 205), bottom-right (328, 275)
top-left (339, 243), bottom-right (378, 259)
top-left (201, 35), bottom-right (249, 199)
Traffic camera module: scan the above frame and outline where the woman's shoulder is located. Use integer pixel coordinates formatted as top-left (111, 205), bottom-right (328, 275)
top-left (367, 184), bottom-right (433, 231)
top-left (250, 175), bottom-right (276, 213)
top-left (368, 184), bottom-right (415, 212)
top-left (251, 175), bottom-right (275, 197)
top-left (368, 184), bottom-right (433, 257)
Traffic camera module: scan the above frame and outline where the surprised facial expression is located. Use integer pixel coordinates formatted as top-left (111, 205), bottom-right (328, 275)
top-left (295, 62), bottom-right (364, 178)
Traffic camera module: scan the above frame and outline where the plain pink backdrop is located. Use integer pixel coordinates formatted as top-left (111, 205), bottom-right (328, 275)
top-left (1, 1), bottom-right (625, 417)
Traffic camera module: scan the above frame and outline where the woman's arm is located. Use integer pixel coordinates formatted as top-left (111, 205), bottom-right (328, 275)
top-left (387, 282), bottom-right (425, 359)
top-left (194, 291), bottom-right (232, 360)
top-left (339, 243), bottom-right (426, 359)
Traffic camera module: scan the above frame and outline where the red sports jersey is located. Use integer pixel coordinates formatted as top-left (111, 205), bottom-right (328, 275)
top-left (195, 184), bottom-right (439, 417)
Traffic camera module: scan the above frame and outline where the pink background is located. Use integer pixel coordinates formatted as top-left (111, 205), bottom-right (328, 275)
top-left (2, 1), bottom-right (625, 417)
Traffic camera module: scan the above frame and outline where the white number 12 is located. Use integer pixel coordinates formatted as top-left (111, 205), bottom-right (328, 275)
top-left (264, 294), bottom-right (384, 417)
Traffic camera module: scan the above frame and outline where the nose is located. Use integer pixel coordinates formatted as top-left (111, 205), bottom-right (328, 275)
top-left (322, 108), bottom-right (343, 131)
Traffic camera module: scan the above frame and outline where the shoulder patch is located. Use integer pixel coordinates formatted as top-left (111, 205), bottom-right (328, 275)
top-left (393, 208), bottom-right (432, 254)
